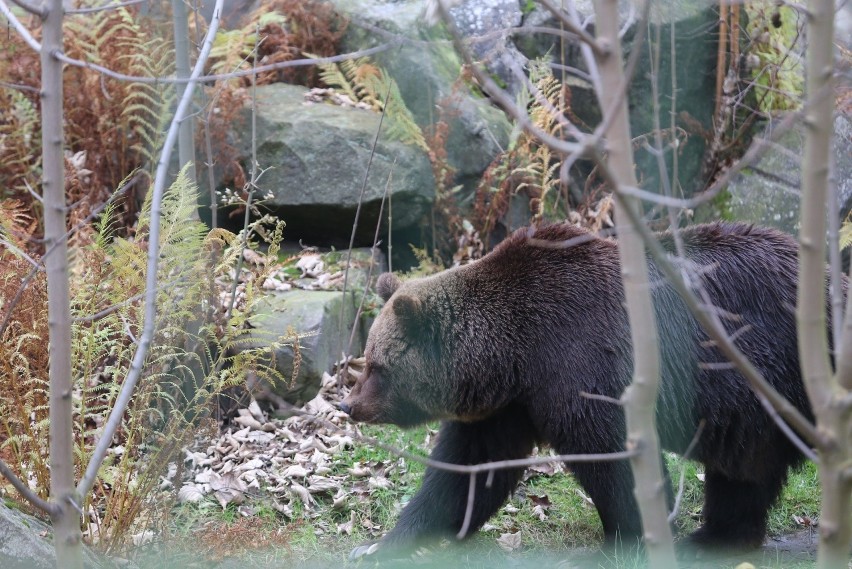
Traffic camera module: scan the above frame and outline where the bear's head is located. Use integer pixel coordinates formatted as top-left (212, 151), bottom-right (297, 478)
top-left (340, 272), bottom-right (450, 427)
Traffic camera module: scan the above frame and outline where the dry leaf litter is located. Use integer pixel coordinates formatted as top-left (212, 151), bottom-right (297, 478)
top-left (170, 358), bottom-right (568, 550)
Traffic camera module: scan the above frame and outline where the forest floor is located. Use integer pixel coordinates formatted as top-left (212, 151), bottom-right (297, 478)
top-left (131, 367), bottom-right (824, 569)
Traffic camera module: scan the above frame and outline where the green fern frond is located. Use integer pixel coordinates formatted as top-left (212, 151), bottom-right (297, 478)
top-left (840, 220), bottom-right (852, 251)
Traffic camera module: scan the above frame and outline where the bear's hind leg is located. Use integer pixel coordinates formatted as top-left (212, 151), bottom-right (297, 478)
top-left (378, 404), bottom-right (537, 554)
top-left (571, 460), bottom-right (645, 547)
top-left (688, 469), bottom-right (787, 549)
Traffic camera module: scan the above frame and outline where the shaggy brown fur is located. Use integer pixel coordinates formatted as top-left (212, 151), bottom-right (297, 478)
top-left (342, 222), bottom-right (834, 557)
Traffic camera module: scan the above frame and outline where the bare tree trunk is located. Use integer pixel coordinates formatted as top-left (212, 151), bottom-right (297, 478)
top-left (797, 0), bottom-right (852, 566)
top-left (591, 0), bottom-right (677, 564)
top-left (41, 1), bottom-right (83, 567)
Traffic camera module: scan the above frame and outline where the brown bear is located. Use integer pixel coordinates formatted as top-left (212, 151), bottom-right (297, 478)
top-left (340, 222), bottom-right (828, 557)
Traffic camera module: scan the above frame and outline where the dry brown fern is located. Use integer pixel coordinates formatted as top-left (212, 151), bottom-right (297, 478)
top-left (0, 254), bottom-right (50, 500)
top-left (0, 6), bottom-right (173, 248)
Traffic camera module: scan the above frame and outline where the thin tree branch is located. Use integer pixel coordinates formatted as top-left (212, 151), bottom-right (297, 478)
top-left (537, 0), bottom-right (607, 57)
top-left (223, 30), bottom-right (264, 324)
top-left (8, 0), bottom-right (43, 16)
top-left (338, 56), bottom-right (398, 376)
top-left (76, 0), bottom-right (225, 500)
top-left (579, 391), bottom-right (624, 406)
top-left (345, 161), bottom-right (393, 360)
top-left (797, 11), bottom-right (836, 412)
top-left (0, 13), bottom-right (398, 87)
top-left (0, 458), bottom-right (57, 515)
top-left (0, 172), bottom-right (138, 341)
top-left (0, 0), bottom-right (42, 51)
top-left (0, 80), bottom-right (40, 93)
top-left (54, 43), bottom-right (400, 85)
top-left (65, 0), bottom-right (144, 14)
top-left (457, 473), bottom-right (477, 539)
top-left (755, 390), bottom-right (819, 462)
top-left (591, 0), bottom-right (676, 558)
top-left (667, 419), bottom-right (706, 523)
top-left (616, 108), bottom-right (804, 210)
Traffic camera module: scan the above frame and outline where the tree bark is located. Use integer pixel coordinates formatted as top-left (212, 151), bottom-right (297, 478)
top-left (797, 0), bottom-right (852, 566)
top-left (591, 0), bottom-right (677, 564)
top-left (41, 1), bottom-right (84, 567)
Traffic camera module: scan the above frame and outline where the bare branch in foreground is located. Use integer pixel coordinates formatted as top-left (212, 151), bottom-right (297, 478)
top-left (278, 397), bottom-right (638, 475)
top-left (457, 473), bottom-right (477, 539)
top-left (667, 419), bottom-right (706, 523)
top-left (65, 0), bottom-right (144, 14)
top-left (55, 43), bottom-right (401, 85)
top-left (796, 0), bottom-right (852, 562)
top-left (536, 0), bottom-right (607, 57)
top-left (433, 0), bottom-right (588, 158)
top-left (0, 458), bottom-right (57, 515)
top-left (591, 0), bottom-right (676, 557)
top-left (0, 0), bottom-right (42, 51)
top-left (8, 0), bottom-right (43, 16)
top-left (76, 0), bottom-right (225, 500)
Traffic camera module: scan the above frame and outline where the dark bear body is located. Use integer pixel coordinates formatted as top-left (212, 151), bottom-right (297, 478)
top-left (341, 222), bottom-right (830, 555)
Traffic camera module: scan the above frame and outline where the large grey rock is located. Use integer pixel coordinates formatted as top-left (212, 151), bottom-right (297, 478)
top-left (723, 115), bottom-right (852, 233)
top-left (0, 502), bottom-right (111, 569)
top-left (233, 83), bottom-right (435, 244)
top-left (330, 0), bottom-right (512, 181)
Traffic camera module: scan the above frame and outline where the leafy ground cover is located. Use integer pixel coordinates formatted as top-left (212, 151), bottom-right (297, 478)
top-left (130, 364), bottom-right (822, 569)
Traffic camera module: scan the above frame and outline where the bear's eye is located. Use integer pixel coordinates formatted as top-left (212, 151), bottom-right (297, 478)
top-left (366, 364), bottom-right (385, 384)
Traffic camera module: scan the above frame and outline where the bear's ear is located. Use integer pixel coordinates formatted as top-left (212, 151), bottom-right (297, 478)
top-left (376, 273), bottom-right (402, 302)
top-left (391, 294), bottom-right (423, 331)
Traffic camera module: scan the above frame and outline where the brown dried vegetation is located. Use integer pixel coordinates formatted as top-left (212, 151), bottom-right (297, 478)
top-left (0, 7), bottom-right (174, 246)
top-left (0, 254), bottom-right (50, 499)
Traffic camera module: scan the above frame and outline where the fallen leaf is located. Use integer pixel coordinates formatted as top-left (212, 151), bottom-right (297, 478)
top-left (337, 511), bottom-right (356, 535)
top-left (497, 531), bottom-right (522, 552)
top-left (177, 484), bottom-right (205, 504)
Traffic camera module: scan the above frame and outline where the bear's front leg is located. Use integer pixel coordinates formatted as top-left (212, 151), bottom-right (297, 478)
top-left (352, 405), bottom-right (537, 560)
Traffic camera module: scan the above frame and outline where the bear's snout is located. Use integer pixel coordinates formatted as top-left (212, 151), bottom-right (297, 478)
top-left (338, 400), bottom-right (352, 415)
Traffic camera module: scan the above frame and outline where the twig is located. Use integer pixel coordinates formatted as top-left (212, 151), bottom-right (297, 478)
top-left (338, 51), bottom-right (398, 379)
top-left (536, 0), bottom-right (607, 57)
top-left (54, 43), bottom-right (400, 86)
top-left (755, 391), bottom-right (818, 462)
top-left (65, 0), bottom-right (144, 14)
top-left (579, 391), bottom-right (623, 406)
top-left (667, 419), bottom-right (706, 523)
top-left (0, 0), bottom-right (42, 51)
top-left (73, 278), bottom-right (184, 323)
top-left (284, 400), bottom-right (637, 475)
top-left (0, 80), bottom-right (40, 93)
top-left (0, 458), bottom-right (57, 515)
top-left (647, 14), bottom-right (684, 256)
top-left (0, 172), bottom-right (139, 341)
top-left (457, 473), bottom-right (477, 539)
top-left (8, 0), bottom-right (43, 16)
top-left (616, 101), bottom-right (805, 210)
top-left (344, 160), bottom-right (395, 360)
top-left (223, 29), bottom-right (263, 324)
